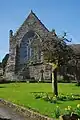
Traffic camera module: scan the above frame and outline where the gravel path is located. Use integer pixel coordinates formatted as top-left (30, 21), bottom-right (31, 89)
top-left (0, 103), bottom-right (31, 120)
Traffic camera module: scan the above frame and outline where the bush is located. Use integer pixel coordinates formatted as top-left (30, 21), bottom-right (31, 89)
top-left (75, 104), bottom-right (80, 117)
top-left (33, 92), bottom-right (80, 104)
top-left (54, 106), bottom-right (61, 118)
top-left (57, 94), bottom-right (80, 101)
top-left (34, 93), bottom-right (42, 99)
top-left (50, 96), bottom-right (57, 103)
top-left (56, 104), bottom-right (80, 119)
top-left (33, 92), bottom-right (57, 103)
top-left (64, 106), bottom-right (74, 116)
top-left (0, 77), bottom-right (7, 83)
top-left (42, 93), bottom-right (50, 101)
top-left (76, 82), bottom-right (80, 86)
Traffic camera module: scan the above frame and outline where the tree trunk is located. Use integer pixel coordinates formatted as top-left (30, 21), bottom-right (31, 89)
top-left (53, 68), bottom-right (58, 96)
top-left (75, 72), bottom-right (80, 84)
top-left (75, 59), bottom-right (80, 84)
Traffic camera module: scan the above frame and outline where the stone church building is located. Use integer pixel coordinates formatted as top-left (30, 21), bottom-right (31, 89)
top-left (3, 10), bottom-right (80, 82)
top-left (5, 10), bottom-right (57, 81)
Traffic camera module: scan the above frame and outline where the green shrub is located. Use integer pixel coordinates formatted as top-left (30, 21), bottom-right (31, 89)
top-left (33, 92), bottom-right (80, 104)
top-left (54, 104), bottom-right (80, 118)
top-left (50, 96), bottom-right (57, 103)
top-left (42, 93), bottom-right (50, 101)
top-left (75, 104), bottom-right (80, 117)
top-left (76, 82), bottom-right (80, 86)
top-left (34, 93), bottom-right (42, 99)
top-left (54, 106), bottom-right (61, 118)
top-left (64, 106), bottom-right (74, 116)
top-left (57, 94), bottom-right (66, 101)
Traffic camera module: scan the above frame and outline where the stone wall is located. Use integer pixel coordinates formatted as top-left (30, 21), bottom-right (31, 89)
top-left (5, 11), bottom-right (52, 81)
top-left (5, 30), bottom-right (17, 80)
top-left (0, 99), bottom-right (54, 120)
top-left (0, 67), bottom-right (3, 76)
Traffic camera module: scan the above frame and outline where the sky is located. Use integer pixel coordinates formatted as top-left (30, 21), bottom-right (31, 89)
top-left (0, 0), bottom-right (80, 62)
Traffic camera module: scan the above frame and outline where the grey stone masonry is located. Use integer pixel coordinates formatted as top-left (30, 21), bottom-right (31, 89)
top-left (5, 10), bottom-right (55, 81)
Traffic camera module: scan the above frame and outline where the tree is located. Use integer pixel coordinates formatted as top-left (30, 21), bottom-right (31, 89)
top-left (2, 54), bottom-right (9, 74)
top-left (0, 62), bottom-right (2, 68)
top-left (70, 53), bottom-right (80, 85)
top-left (41, 31), bottom-right (73, 96)
top-left (64, 44), bottom-right (80, 85)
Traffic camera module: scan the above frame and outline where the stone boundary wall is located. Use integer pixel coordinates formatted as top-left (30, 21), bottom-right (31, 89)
top-left (0, 99), bottom-right (54, 120)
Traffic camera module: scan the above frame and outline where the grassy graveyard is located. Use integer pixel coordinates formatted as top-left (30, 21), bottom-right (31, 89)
top-left (0, 82), bottom-right (80, 118)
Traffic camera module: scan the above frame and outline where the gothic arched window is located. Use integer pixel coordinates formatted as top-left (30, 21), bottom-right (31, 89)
top-left (19, 30), bottom-right (35, 65)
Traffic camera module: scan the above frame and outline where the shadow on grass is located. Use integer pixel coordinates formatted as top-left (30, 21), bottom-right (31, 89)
top-left (57, 101), bottom-right (62, 104)
top-left (0, 86), bottom-right (6, 88)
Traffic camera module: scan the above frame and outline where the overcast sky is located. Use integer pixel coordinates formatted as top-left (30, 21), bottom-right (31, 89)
top-left (0, 0), bottom-right (80, 61)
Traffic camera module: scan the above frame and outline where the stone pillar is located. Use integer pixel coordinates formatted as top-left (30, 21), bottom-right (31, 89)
top-left (9, 30), bottom-right (13, 52)
top-left (5, 30), bottom-right (17, 80)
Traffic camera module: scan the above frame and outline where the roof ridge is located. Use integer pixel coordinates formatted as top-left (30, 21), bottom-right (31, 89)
top-left (27, 10), bottom-right (49, 32)
top-left (13, 10), bottom-right (49, 37)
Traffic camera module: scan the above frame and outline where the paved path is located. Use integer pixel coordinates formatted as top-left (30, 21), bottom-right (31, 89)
top-left (0, 103), bottom-right (31, 120)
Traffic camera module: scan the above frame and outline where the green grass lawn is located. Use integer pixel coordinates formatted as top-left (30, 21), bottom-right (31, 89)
top-left (0, 83), bottom-right (80, 118)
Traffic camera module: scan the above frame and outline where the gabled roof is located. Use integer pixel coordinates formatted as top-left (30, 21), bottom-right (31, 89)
top-left (14, 10), bottom-right (49, 37)
top-left (26, 10), bottom-right (49, 32)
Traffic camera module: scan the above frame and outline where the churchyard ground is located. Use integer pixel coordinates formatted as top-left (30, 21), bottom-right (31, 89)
top-left (0, 83), bottom-right (80, 119)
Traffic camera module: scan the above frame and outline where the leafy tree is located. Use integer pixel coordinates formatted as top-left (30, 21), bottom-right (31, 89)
top-left (62, 43), bottom-right (80, 85)
top-left (0, 62), bottom-right (2, 68)
top-left (2, 54), bottom-right (9, 74)
top-left (41, 31), bottom-right (73, 96)
top-left (69, 52), bottom-right (80, 85)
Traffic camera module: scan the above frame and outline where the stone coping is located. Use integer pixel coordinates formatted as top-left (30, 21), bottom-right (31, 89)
top-left (0, 99), bottom-right (54, 120)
